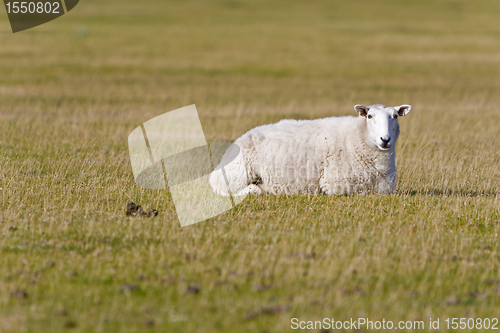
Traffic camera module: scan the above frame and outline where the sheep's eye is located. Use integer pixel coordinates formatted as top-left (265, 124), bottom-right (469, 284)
top-left (367, 114), bottom-right (372, 119)
top-left (393, 115), bottom-right (398, 119)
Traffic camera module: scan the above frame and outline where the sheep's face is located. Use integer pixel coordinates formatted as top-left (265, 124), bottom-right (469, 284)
top-left (354, 104), bottom-right (412, 151)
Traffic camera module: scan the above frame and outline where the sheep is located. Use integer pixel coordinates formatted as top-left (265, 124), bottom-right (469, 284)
top-left (209, 104), bottom-right (412, 196)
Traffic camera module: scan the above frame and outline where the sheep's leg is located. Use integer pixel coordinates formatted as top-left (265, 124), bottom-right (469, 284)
top-left (210, 168), bottom-right (264, 196)
top-left (319, 180), bottom-right (350, 196)
top-left (235, 184), bottom-right (264, 196)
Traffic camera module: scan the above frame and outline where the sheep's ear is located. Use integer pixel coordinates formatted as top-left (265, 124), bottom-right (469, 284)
top-left (354, 105), bottom-right (369, 117)
top-left (395, 105), bottom-right (412, 117)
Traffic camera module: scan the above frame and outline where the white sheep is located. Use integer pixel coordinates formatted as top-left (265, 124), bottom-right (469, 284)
top-left (209, 104), bottom-right (412, 196)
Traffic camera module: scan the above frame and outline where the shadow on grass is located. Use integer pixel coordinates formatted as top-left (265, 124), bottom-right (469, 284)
top-left (399, 188), bottom-right (499, 197)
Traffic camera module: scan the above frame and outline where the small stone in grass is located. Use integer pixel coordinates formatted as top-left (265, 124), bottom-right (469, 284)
top-left (485, 278), bottom-right (500, 285)
top-left (120, 283), bottom-right (139, 292)
top-left (260, 305), bottom-right (285, 315)
top-left (161, 275), bottom-right (176, 285)
top-left (244, 311), bottom-right (259, 321)
top-left (185, 284), bottom-right (200, 295)
top-left (67, 271), bottom-right (78, 277)
top-left (445, 296), bottom-right (460, 305)
top-left (253, 284), bottom-right (273, 292)
top-left (126, 202), bottom-right (141, 216)
top-left (126, 202), bottom-right (158, 217)
top-left (213, 279), bottom-right (238, 290)
top-left (55, 309), bottom-right (69, 317)
top-left (10, 289), bottom-right (28, 299)
top-left (244, 305), bottom-right (285, 321)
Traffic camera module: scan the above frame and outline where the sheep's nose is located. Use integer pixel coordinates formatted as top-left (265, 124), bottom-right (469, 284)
top-left (380, 137), bottom-right (390, 143)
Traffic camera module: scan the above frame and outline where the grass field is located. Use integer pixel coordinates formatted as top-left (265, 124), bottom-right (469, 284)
top-left (1, 0), bottom-right (500, 332)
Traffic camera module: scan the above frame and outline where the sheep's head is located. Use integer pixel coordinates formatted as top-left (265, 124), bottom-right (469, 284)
top-left (354, 104), bottom-right (412, 151)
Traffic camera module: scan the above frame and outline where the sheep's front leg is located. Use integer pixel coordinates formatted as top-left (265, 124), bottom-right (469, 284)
top-left (375, 175), bottom-right (396, 194)
top-left (235, 184), bottom-right (264, 196)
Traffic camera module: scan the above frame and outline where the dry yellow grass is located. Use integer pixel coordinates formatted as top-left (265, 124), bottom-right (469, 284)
top-left (0, 0), bottom-right (499, 332)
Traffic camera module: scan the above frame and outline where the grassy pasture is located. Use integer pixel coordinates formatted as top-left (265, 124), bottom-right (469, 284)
top-left (0, 0), bottom-right (500, 332)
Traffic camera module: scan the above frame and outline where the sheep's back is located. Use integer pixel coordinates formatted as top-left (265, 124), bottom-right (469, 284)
top-left (235, 116), bottom-right (358, 193)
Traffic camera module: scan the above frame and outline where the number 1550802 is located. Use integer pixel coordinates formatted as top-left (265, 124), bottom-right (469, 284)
top-left (5, 2), bottom-right (60, 14)
top-left (446, 318), bottom-right (499, 330)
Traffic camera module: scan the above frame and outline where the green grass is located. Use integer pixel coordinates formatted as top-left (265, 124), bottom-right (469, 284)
top-left (1, 0), bottom-right (500, 332)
